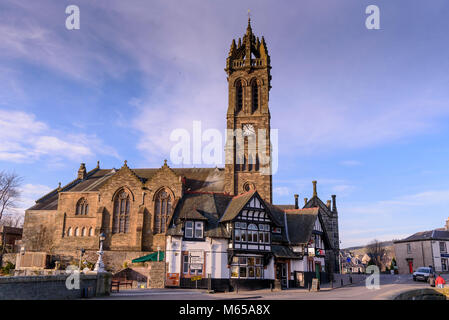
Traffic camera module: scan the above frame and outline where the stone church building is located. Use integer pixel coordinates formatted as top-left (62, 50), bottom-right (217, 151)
top-left (22, 19), bottom-right (340, 277)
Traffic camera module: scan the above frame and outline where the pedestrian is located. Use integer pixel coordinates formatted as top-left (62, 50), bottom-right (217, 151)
top-left (435, 274), bottom-right (446, 289)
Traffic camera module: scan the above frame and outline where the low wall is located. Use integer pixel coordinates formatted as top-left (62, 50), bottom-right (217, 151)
top-left (0, 272), bottom-right (112, 300)
top-left (330, 273), bottom-right (366, 288)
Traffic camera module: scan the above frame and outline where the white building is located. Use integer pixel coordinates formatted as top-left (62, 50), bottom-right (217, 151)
top-left (165, 190), bottom-right (334, 291)
top-left (394, 219), bottom-right (449, 274)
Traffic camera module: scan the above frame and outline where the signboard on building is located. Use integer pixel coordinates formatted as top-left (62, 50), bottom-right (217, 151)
top-left (166, 273), bottom-right (180, 286)
top-left (189, 251), bottom-right (204, 271)
top-left (191, 275), bottom-right (202, 281)
top-left (308, 248), bottom-right (315, 257)
top-left (311, 278), bottom-right (320, 291)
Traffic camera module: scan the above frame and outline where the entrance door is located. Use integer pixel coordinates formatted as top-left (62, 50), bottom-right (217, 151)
top-left (275, 263), bottom-right (288, 289)
top-left (408, 260), bottom-right (413, 274)
top-left (315, 262), bottom-right (321, 282)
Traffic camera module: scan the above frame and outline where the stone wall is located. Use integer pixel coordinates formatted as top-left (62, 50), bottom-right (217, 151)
top-left (0, 272), bottom-right (111, 300)
top-left (148, 261), bottom-right (166, 288)
top-left (1, 253), bottom-right (17, 268)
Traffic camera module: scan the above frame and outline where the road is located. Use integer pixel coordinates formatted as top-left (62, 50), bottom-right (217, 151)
top-left (96, 274), bottom-right (448, 300)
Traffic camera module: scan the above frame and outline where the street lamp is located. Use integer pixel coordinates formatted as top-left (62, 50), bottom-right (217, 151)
top-left (94, 233), bottom-right (106, 273)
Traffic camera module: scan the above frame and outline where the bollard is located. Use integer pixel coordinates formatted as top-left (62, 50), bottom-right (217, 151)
top-left (341, 279), bottom-right (343, 287)
top-left (350, 276), bottom-right (352, 284)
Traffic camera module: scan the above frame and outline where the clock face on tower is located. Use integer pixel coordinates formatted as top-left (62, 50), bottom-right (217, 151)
top-left (242, 124), bottom-right (255, 136)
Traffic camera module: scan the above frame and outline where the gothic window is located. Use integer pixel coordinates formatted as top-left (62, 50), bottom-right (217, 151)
top-left (154, 189), bottom-right (172, 234)
top-left (112, 189), bottom-right (131, 234)
top-left (67, 227), bottom-right (72, 237)
top-left (81, 227), bottom-right (86, 237)
top-left (74, 227), bottom-right (79, 237)
top-left (236, 80), bottom-right (243, 112)
top-left (251, 81), bottom-right (258, 112)
top-left (76, 198), bottom-right (88, 215)
top-left (89, 227), bottom-right (94, 237)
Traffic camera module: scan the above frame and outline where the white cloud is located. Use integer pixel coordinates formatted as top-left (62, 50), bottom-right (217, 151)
top-left (340, 160), bottom-right (362, 167)
top-left (274, 186), bottom-right (290, 197)
top-left (0, 109), bottom-right (119, 163)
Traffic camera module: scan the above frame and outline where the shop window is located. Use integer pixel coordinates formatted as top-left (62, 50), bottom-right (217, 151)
top-left (231, 255), bottom-right (264, 279)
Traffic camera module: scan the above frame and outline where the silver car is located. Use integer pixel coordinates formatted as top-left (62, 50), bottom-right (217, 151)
top-left (413, 267), bottom-right (435, 282)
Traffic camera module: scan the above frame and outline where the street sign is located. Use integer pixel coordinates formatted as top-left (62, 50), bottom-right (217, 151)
top-left (190, 256), bottom-right (203, 264)
top-left (190, 264), bottom-right (203, 270)
top-left (191, 276), bottom-right (202, 281)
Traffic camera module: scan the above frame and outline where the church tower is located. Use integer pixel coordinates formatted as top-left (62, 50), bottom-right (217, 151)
top-left (224, 18), bottom-right (273, 203)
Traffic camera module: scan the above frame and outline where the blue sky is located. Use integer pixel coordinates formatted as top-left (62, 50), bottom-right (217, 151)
top-left (1, 0), bottom-right (449, 247)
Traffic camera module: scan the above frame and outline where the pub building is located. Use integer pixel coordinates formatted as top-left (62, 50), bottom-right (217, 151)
top-left (165, 190), bottom-right (333, 291)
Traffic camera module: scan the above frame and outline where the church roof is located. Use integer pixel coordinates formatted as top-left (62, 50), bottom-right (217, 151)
top-left (28, 166), bottom-right (225, 211)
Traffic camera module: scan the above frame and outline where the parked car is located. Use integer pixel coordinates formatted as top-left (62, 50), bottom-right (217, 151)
top-left (413, 267), bottom-right (435, 282)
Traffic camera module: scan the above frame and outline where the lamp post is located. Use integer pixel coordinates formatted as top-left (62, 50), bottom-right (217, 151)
top-left (94, 233), bottom-right (106, 273)
top-left (78, 248), bottom-right (85, 271)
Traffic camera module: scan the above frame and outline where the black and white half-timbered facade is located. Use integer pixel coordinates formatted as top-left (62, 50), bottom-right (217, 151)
top-left (165, 190), bottom-right (333, 291)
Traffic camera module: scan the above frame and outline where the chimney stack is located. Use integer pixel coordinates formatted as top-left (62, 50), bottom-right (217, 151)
top-left (312, 180), bottom-right (317, 197)
top-left (326, 200), bottom-right (331, 209)
top-left (294, 194), bottom-right (299, 209)
top-left (77, 163), bottom-right (87, 180)
top-left (331, 195), bottom-right (337, 212)
top-left (304, 198), bottom-right (308, 206)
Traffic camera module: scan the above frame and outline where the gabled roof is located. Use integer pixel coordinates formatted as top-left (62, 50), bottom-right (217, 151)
top-left (304, 195), bottom-right (334, 217)
top-left (394, 228), bottom-right (449, 243)
top-left (285, 208), bottom-right (319, 245)
top-left (219, 190), bottom-right (257, 223)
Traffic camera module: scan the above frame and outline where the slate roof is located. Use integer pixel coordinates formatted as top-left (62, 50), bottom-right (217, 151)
top-left (28, 166), bottom-right (225, 211)
top-left (394, 228), bottom-right (449, 243)
top-left (272, 245), bottom-right (301, 259)
top-left (167, 192), bottom-right (233, 238)
top-left (285, 208), bottom-right (319, 245)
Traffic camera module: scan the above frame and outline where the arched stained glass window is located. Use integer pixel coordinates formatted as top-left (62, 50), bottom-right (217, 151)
top-left (154, 189), bottom-right (172, 234)
top-left (112, 189), bottom-right (131, 234)
top-left (76, 198), bottom-right (89, 215)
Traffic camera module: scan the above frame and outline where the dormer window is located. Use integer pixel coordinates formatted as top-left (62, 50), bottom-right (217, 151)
top-left (184, 221), bottom-right (204, 240)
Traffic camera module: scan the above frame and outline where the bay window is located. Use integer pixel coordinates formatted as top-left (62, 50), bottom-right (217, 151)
top-left (230, 256), bottom-right (264, 279)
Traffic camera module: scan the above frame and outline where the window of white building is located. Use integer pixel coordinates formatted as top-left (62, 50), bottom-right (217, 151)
top-left (230, 256), bottom-right (263, 279)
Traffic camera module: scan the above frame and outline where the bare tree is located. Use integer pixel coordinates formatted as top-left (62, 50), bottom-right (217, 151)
top-left (0, 214), bottom-right (24, 228)
top-left (365, 239), bottom-right (387, 269)
top-left (0, 171), bottom-right (22, 223)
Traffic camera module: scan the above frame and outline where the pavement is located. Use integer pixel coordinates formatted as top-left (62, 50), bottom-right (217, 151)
top-left (95, 274), bottom-right (449, 300)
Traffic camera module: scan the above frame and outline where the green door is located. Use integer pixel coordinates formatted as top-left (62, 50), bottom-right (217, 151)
top-left (315, 262), bottom-right (320, 282)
